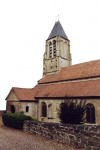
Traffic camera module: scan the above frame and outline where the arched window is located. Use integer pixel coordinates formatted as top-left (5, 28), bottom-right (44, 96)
top-left (86, 103), bottom-right (95, 123)
top-left (11, 105), bottom-right (15, 113)
top-left (53, 40), bottom-right (56, 57)
top-left (48, 104), bottom-right (52, 118)
top-left (26, 106), bottom-right (29, 113)
top-left (49, 42), bottom-right (52, 58)
top-left (41, 102), bottom-right (47, 117)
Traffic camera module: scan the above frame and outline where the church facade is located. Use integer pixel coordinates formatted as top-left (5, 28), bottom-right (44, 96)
top-left (6, 21), bottom-right (100, 124)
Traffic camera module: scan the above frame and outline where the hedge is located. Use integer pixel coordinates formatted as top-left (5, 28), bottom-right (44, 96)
top-left (2, 112), bottom-right (32, 129)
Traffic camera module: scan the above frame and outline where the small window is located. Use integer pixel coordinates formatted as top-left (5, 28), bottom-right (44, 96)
top-left (86, 103), bottom-right (95, 123)
top-left (11, 105), bottom-right (16, 113)
top-left (41, 102), bottom-right (47, 117)
top-left (26, 106), bottom-right (29, 113)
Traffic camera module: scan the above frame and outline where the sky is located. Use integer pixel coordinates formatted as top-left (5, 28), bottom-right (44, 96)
top-left (0, 0), bottom-right (100, 110)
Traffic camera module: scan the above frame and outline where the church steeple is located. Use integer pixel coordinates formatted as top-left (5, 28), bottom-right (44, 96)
top-left (43, 20), bottom-right (72, 76)
top-left (47, 21), bottom-right (69, 40)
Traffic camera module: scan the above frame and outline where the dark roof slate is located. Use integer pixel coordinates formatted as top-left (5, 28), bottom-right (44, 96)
top-left (47, 21), bottom-right (68, 40)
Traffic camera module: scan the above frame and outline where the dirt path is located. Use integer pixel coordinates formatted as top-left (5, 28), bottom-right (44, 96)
top-left (0, 117), bottom-right (83, 150)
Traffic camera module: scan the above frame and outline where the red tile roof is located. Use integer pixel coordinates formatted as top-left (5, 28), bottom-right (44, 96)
top-left (36, 79), bottom-right (100, 98)
top-left (6, 86), bottom-right (41, 101)
top-left (38, 60), bottom-right (100, 84)
top-left (6, 78), bottom-right (100, 101)
top-left (13, 88), bottom-right (36, 100)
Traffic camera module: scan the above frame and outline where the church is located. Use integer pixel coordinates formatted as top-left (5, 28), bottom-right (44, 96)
top-left (6, 20), bottom-right (100, 124)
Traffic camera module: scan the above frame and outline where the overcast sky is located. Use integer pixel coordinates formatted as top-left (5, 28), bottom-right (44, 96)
top-left (0, 0), bottom-right (100, 109)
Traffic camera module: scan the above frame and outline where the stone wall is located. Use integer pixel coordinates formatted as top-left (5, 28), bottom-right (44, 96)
top-left (24, 121), bottom-right (100, 150)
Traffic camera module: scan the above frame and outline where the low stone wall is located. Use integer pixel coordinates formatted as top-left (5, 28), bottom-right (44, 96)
top-left (23, 121), bottom-right (100, 150)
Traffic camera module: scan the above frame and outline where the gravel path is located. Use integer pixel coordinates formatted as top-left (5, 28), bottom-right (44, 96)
top-left (0, 118), bottom-right (83, 150)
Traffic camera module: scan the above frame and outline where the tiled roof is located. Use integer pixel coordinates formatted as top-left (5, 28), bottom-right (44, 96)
top-left (38, 60), bottom-right (100, 84)
top-left (6, 86), bottom-right (41, 101)
top-left (12, 88), bottom-right (36, 100)
top-left (36, 79), bottom-right (100, 98)
top-left (6, 78), bottom-right (100, 101)
top-left (47, 21), bottom-right (69, 40)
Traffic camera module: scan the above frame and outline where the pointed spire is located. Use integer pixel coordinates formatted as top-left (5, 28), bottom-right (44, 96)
top-left (47, 21), bottom-right (69, 40)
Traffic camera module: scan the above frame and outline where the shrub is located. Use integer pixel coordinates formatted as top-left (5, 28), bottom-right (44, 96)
top-left (2, 112), bottom-right (32, 129)
top-left (58, 100), bottom-right (86, 124)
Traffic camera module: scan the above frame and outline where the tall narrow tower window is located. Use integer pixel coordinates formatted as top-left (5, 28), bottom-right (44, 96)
top-left (53, 40), bottom-right (56, 57)
top-left (49, 42), bottom-right (52, 58)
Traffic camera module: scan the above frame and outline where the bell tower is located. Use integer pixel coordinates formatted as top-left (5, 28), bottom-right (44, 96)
top-left (43, 20), bottom-right (71, 75)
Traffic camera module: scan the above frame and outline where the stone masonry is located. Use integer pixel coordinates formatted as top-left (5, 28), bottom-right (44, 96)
top-left (24, 121), bottom-right (100, 150)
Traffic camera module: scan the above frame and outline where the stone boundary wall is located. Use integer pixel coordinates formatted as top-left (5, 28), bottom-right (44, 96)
top-left (23, 121), bottom-right (100, 150)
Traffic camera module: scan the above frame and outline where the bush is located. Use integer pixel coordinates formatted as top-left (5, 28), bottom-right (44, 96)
top-left (2, 112), bottom-right (32, 129)
top-left (58, 100), bottom-right (86, 124)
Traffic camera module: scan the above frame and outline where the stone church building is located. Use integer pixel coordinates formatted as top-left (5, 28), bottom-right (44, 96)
top-left (6, 21), bottom-right (100, 124)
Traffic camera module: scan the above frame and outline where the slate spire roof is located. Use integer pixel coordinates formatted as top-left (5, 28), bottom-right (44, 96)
top-left (47, 21), bottom-right (69, 40)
